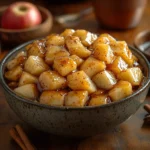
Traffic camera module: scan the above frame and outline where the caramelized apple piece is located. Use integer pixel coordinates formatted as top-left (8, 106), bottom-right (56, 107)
top-left (92, 70), bottom-right (117, 90)
top-left (53, 56), bottom-right (77, 76)
top-left (14, 84), bottom-right (39, 100)
top-left (65, 91), bottom-right (88, 107)
top-left (24, 56), bottom-right (49, 76)
top-left (93, 44), bottom-right (114, 64)
top-left (67, 71), bottom-right (97, 93)
top-left (80, 57), bottom-right (106, 78)
top-left (108, 80), bottom-right (133, 101)
top-left (39, 71), bottom-right (67, 90)
top-left (40, 91), bottom-right (66, 106)
top-left (66, 36), bottom-right (91, 58)
top-left (5, 66), bottom-right (23, 81)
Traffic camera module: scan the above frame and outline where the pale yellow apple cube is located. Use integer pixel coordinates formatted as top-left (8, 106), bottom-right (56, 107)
top-left (92, 33), bottom-right (116, 49)
top-left (73, 29), bottom-right (97, 47)
top-left (26, 40), bottom-right (46, 58)
top-left (24, 56), bottom-right (49, 76)
top-left (14, 84), bottom-right (39, 100)
top-left (45, 45), bottom-right (69, 65)
top-left (60, 29), bottom-right (75, 38)
top-left (80, 57), bottom-right (106, 78)
top-left (117, 67), bottom-right (143, 86)
top-left (92, 70), bottom-right (117, 90)
top-left (111, 41), bottom-right (134, 66)
top-left (93, 44), bottom-right (114, 64)
top-left (65, 91), bottom-right (88, 107)
top-left (6, 55), bottom-right (26, 70)
top-left (39, 71), bottom-right (67, 90)
top-left (67, 71), bottom-right (97, 93)
top-left (66, 36), bottom-right (91, 58)
top-left (46, 34), bottom-right (65, 46)
top-left (53, 56), bottom-right (77, 76)
top-left (70, 55), bottom-right (84, 66)
top-left (108, 56), bottom-right (128, 74)
top-left (19, 71), bottom-right (38, 86)
top-left (5, 66), bottom-right (23, 81)
top-left (40, 91), bottom-right (66, 106)
top-left (108, 80), bottom-right (133, 101)
top-left (88, 94), bottom-right (108, 106)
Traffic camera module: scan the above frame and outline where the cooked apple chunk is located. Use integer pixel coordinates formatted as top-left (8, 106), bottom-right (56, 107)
top-left (60, 29), bottom-right (75, 38)
top-left (92, 70), bottom-right (117, 90)
top-left (5, 66), bottom-right (23, 81)
top-left (80, 57), bottom-right (106, 78)
top-left (15, 51), bottom-right (26, 58)
top-left (65, 91), bottom-right (88, 107)
top-left (111, 41), bottom-right (133, 66)
top-left (100, 34), bottom-right (116, 43)
top-left (88, 94), bottom-right (108, 106)
top-left (24, 56), bottom-right (49, 76)
top-left (40, 91), bottom-right (66, 106)
top-left (108, 80), bottom-right (133, 101)
top-left (26, 40), bottom-right (46, 58)
top-left (92, 33), bottom-right (116, 49)
top-left (73, 29), bottom-right (97, 47)
top-left (54, 50), bottom-right (70, 60)
top-left (70, 55), bottom-right (83, 67)
top-left (6, 55), bottom-right (26, 70)
top-left (93, 44), bottom-right (114, 64)
top-left (53, 56), bottom-right (77, 76)
top-left (19, 71), bottom-right (38, 86)
top-left (14, 84), bottom-right (38, 100)
top-left (46, 34), bottom-right (65, 46)
top-left (108, 56), bottom-right (128, 74)
top-left (67, 71), bottom-right (97, 93)
top-left (39, 71), bottom-right (67, 90)
top-left (45, 45), bottom-right (69, 65)
top-left (66, 36), bottom-right (91, 58)
top-left (92, 36), bottom-right (110, 48)
top-left (117, 67), bottom-right (143, 86)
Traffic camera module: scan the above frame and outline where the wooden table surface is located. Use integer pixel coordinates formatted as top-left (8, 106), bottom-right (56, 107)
top-left (0, 0), bottom-right (150, 150)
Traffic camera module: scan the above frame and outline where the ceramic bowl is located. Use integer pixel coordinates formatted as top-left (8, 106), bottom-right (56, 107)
top-left (134, 30), bottom-right (150, 59)
top-left (0, 42), bottom-right (150, 137)
top-left (0, 6), bottom-right (53, 47)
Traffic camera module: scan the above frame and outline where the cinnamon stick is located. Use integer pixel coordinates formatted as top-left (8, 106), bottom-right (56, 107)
top-left (15, 125), bottom-right (36, 150)
top-left (9, 128), bottom-right (27, 150)
top-left (144, 104), bottom-right (150, 114)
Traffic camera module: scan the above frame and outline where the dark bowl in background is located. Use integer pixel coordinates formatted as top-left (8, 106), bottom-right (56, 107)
top-left (92, 0), bottom-right (147, 30)
top-left (0, 6), bottom-right (53, 48)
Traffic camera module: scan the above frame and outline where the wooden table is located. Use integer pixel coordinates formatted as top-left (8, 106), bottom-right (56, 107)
top-left (0, 1), bottom-right (150, 149)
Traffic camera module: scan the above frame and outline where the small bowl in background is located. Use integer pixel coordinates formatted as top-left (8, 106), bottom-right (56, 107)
top-left (134, 30), bottom-right (150, 60)
top-left (0, 6), bottom-right (53, 47)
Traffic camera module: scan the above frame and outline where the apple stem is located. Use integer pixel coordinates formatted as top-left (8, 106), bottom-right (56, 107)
top-left (19, 6), bottom-right (28, 12)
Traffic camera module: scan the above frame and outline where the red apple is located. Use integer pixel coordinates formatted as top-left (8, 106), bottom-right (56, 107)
top-left (1, 2), bottom-right (42, 29)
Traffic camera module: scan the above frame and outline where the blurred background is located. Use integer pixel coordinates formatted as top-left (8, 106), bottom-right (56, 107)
top-left (0, 0), bottom-right (149, 47)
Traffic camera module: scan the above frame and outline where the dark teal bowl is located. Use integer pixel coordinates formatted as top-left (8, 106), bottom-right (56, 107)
top-left (0, 42), bottom-right (150, 137)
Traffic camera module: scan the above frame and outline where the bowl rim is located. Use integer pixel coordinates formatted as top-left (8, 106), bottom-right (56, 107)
top-left (0, 40), bottom-right (150, 110)
top-left (0, 5), bottom-right (53, 33)
top-left (134, 29), bottom-right (150, 51)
